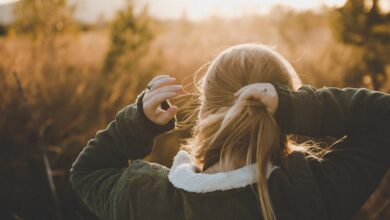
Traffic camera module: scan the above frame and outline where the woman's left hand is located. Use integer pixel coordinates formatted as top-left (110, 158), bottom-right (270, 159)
top-left (143, 75), bottom-right (183, 125)
top-left (234, 83), bottom-right (278, 114)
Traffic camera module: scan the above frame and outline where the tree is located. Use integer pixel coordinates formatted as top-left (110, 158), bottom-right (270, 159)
top-left (103, 1), bottom-right (154, 74)
top-left (12, 0), bottom-right (75, 74)
top-left (13, 0), bottom-right (72, 36)
top-left (334, 0), bottom-right (390, 90)
top-left (102, 0), bottom-right (159, 117)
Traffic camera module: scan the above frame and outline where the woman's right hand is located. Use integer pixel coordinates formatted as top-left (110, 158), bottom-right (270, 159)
top-left (234, 83), bottom-right (279, 114)
top-left (142, 75), bottom-right (183, 126)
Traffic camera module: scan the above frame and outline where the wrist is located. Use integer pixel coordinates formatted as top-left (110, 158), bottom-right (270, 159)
top-left (270, 83), bottom-right (292, 133)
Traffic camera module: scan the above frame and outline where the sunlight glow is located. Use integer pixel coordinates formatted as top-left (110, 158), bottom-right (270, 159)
top-left (69, 0), bottom-right (390, 23)
top-left (0, 0), bottom-right (19, 6)
top-left (139, 0), bottom-right (349, 21)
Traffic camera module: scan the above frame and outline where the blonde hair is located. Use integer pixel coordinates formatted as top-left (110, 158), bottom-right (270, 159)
top-left (177, 44), bottom-right (305, 220)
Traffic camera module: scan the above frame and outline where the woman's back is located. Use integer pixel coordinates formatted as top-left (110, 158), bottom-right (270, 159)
top-left (70, 82), bottom-right (390, 220)
top-left (70, 44), bottom-right (389, 219)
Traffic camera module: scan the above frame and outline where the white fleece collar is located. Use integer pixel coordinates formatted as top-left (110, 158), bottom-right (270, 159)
top-left (168, 150), bottom-right (278, 193)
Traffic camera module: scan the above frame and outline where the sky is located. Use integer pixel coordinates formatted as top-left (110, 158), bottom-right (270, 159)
top-left (70, 0), bottom-right (349, 22)
top-left (0, 0), bottom-right (18, 4)
top-left (1, 0), bottom-right (389, 23)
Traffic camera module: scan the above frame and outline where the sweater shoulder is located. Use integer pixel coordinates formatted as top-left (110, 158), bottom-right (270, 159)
top-left (127, 159), bottom-right (170, 176)
top-left (115, 160), bottom-right (178, 219)
top-left (123, 159), bottom-right (173, 191)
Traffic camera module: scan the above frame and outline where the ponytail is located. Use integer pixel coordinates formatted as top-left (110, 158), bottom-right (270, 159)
top-left (191, 97), bottom-right (282, 220)
top-left (178, 44), bottom-right (300, 220)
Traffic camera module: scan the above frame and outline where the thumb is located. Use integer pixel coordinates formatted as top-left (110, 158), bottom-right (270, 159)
top-left (159, 106), bottom-right (178, 124)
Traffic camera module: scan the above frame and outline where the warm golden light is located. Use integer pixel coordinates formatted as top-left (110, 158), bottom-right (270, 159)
top-left (70, 0), bottom-right (350, 23)
top-left (138, 0), bottom-right (348, 21)
top-left (0, 0), bottom-right (19, 6)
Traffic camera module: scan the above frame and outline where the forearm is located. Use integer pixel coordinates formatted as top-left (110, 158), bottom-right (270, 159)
top-left (70, 91), bottom-right (175, 184)
top-left (273, 84), bottom-right (390, 138)
top-left (68, 79), bottom-right (178, 219)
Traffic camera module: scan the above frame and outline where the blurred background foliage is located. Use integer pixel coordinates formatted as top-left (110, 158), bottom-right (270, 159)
top-left (0, 0), bottom-right (389, 219)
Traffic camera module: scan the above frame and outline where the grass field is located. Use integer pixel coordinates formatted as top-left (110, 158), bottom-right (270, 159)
top-left (0, 6), bottom-right (389, 219)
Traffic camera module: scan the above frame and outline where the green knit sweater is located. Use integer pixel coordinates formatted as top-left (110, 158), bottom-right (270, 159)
top-left (70, 84), bottom-right (390, 220)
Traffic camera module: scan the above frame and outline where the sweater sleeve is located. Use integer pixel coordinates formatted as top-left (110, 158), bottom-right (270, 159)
top-left (273, 84), bottom-right (390, 138)
top-left (69, 90), bottom-right (175, 219)
top-left (273, 83), bottom-right (390, 219)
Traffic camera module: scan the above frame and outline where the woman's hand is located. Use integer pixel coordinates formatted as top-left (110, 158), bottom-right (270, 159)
top-left (143, 75), bottom-right (183, 125)
top-left (234, 83), bottom-right (279, 114)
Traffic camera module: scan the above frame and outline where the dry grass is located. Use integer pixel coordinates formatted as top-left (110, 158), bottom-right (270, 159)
top-left (0, 11), bottom-right (389, 219)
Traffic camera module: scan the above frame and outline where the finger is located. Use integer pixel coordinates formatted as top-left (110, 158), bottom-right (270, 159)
top-left (150, 74), bottom-right (170, 84)
top-left (234, 85), bottom-right (249, 97)
top-left (156, 106), bottom-right (178, 124)
top-left (144, 83), bottom-right (181, 104)
top-left (149, 92), bottom-right (177, 109)
top-left (240, 90), bottom-right (269, 107)
top-left (237, 90), bottom-right (256, 101)
top-left (235, 83), bottom-right (270, 97)
top-left (151, 77), bottom-right (176, 90)
top-left (234, 84), bottom-right (258, 97)
top-left (151, 85), bottom-right (183, 95)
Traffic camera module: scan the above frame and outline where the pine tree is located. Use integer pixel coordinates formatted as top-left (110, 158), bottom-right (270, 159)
top-left (103, 1), bottom-right (154, 74)
top-left (102, 0), bottom-right (159, 118)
